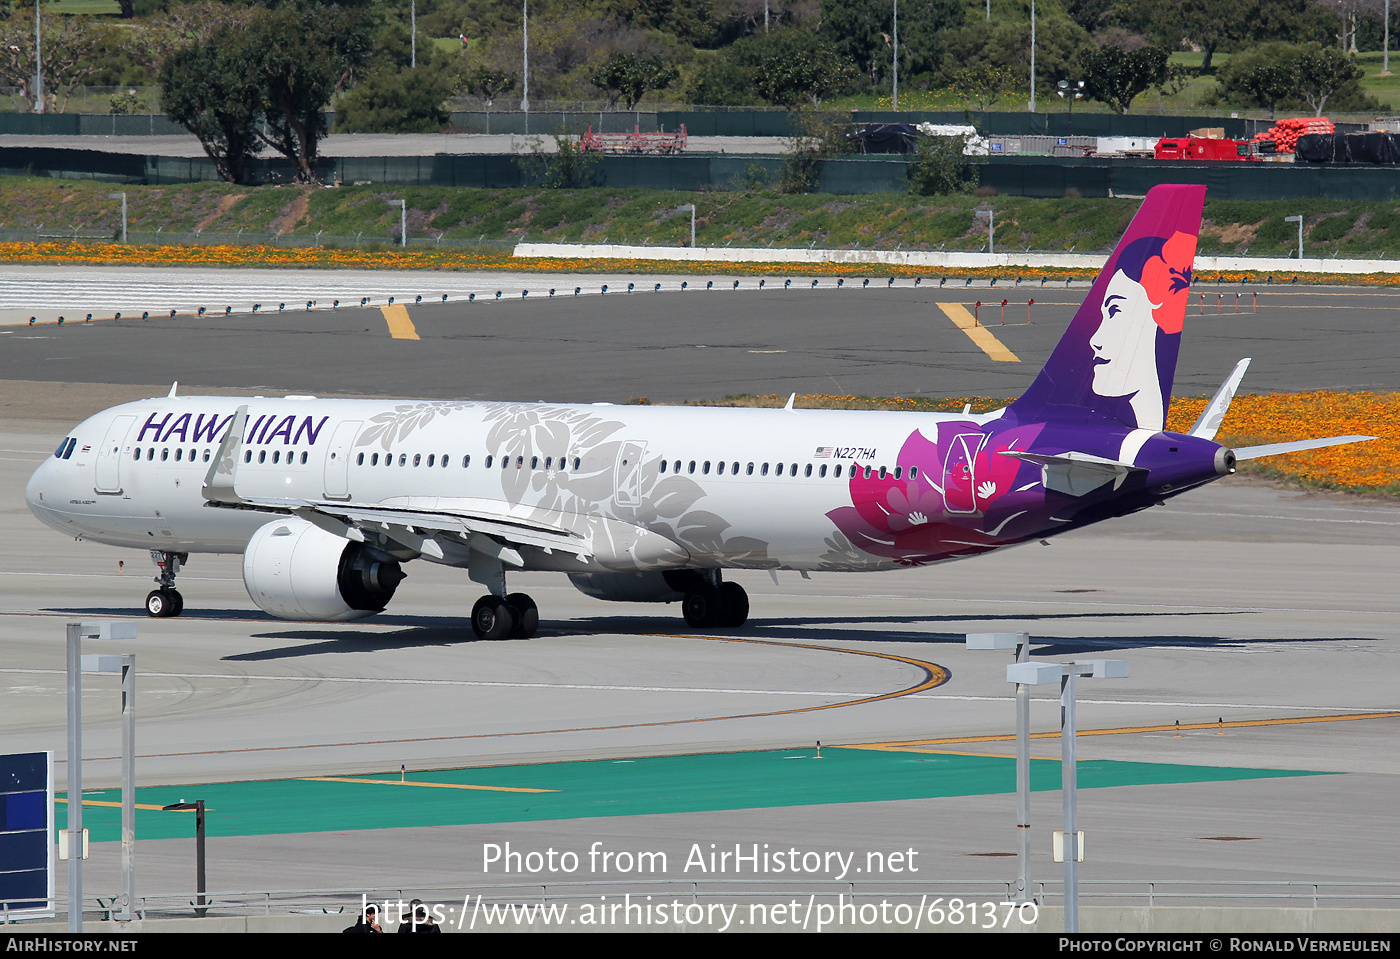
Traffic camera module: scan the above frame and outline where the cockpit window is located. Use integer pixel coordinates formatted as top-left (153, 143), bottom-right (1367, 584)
top-left (62, 438), bottom-right (76, 459)
top-left (54, 437), bottom-right (70, 458)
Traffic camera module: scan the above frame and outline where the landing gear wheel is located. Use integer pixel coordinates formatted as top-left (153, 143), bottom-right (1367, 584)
top-left (682, 586), bottom-right (724, 629)
top-left (506, 593), bottom-right (538, 639)
top-left (718, 582), bottom-right (748, 627)
top-left (145, 588), bottom-right (181, 618)
top-left (471, 595), bottom-right (515, 641)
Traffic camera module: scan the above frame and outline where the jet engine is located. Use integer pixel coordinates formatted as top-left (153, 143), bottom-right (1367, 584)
top-left (242, 517), bottom-right (405, 621)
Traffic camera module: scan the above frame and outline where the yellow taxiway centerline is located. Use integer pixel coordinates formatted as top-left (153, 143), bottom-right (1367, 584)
top-left (845, 710), bottom-right (1400, 752)
top-left (56, 798), bottom-right (169, 811)
top-left (936, 303), bottom-right (1020, 362)
top-left (380, 304), bottom-right (420, 340)
top-left (301, 776), bottom-right (556, 793)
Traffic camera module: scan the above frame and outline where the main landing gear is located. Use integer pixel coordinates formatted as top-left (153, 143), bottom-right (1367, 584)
top-left (146, 550), bottom-right (187, 618)
top-left (471, 592), bottom-right (539, 640)
top-left (679, 572), bottom-right (749, 629)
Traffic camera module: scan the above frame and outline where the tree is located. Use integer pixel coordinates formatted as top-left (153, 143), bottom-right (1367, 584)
top-left (1079, 44), bottom-right (1169, 113)
top-left (336, 65), bottom-right (452, 133)
top-left (751, 31), bottom-right (856, 106)
top-left (462, 65), bottom-right (517, 108)
top-left (590, 51), bottom-right (678, 108)
top-left (0, 10), bottom-right (109, 113)
top-left (159, 24), bottom-right (264, 184)
top-left (1215, 43), bottom-right (1302, 117)
top-left (907, 135), bottom-right (977, 196)
top-left (819, 0), bottom-right (962, 88)
top-left (1214, 40), bottom-right (1373, 116)
top-left (943, 63), bottom-right (1020, 111)
top-left (935, 15), bottom-right (1091, 103)
top-left (245, 3), bottom-right (373, 183)
top-left (1295, 43), bottom-right (1365, 116)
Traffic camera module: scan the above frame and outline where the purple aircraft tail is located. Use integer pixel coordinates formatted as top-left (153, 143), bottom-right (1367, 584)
top-left (1007, 184), bottom-right (1205, 432)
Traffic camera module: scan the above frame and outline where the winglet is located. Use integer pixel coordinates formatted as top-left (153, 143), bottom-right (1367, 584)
top-left (784, 393), bottom-right (796, 411)
top-left (1189, 358), bottom-right (1251, 441)
top-left (168, 381), bottom-right (179, 398)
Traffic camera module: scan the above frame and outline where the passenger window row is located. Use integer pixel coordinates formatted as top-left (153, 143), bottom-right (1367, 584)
top-left (135, 446), bottom-right (216, 464)
top-left (658, 459), bottom-right (917, 481)
top-left (351, 452), bottom-right (585, 471)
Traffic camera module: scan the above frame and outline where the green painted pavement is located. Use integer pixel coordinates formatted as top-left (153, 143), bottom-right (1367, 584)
top-left (57, 747), bottom-right (1330, 843)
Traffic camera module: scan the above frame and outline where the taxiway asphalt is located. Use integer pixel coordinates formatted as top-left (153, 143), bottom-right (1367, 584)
top-left (0, 269), bottom-right (1397, 919)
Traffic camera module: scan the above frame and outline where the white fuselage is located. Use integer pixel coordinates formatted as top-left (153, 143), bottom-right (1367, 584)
top-left (27, 394), bottom-right (999, 574)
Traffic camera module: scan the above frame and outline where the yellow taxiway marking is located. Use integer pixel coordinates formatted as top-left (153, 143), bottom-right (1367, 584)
top-left (56, 798), bottom-right (169, 811)
top-left (380, 304), bottom-right (419, 340)
top-left (847, 710), bottom-right (1400, 750)
top-left (302, 776), bottom-right (556, 794)
top-left (936, 303), bottom-right (1020, 362)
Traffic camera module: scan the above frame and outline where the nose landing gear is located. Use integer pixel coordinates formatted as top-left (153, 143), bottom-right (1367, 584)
top-left (146, 550), bottom-right (187, 618)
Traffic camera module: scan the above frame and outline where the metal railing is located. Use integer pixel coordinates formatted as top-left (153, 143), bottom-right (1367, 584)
top-left (10, 878), bottom-right (1400, 924)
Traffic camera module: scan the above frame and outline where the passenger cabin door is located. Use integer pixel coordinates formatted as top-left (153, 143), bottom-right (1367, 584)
top-left (94, 414), bottom-right (136, 494)
top-left (614, 441), bottom-right (647, 507)
top-left (322, 420), bottom-right (361, 500)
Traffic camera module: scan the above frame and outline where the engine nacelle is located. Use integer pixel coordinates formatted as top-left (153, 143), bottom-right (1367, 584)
top-left (568, 571), bottom-right (688, 604)
top-left (243, 517), bottom-right (405, 621)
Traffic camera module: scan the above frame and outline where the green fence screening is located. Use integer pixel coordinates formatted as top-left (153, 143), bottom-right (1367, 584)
top-left (3, 146), bottom-right (1398, 199)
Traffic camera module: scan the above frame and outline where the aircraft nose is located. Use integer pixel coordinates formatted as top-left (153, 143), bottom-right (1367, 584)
top-left (26, 456), bottom-right (59, 524)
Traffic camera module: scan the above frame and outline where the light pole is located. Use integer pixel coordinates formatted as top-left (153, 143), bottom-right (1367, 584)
top-left (33, 0), bottom-right (43, 115)
top-left (520, 0), bottom-right (529, 115)
top-left (64, 621), bottom-right (137, 932)
top-left (1285, 214), bottom-right (1303, 259)
top-left (161, 801), bottom-right (207, 917)
top-left (1029, 0), bottom-right (1036, 113)
top-left (977, 207), bottom-right (994, 254)
top-left (1057, 79), bottom-right (1084, 136)
top-left (108, 192), bottom-right (127, 243)
top-left (1006, 658), bottom-right (1129, 933)
top-left (967, 633), bottom-right (1033, 902)
top-left (892, 0), bottom-right (898, 111)
top-left (677, 203), bottom-right (696, 248)
top-left (389, 199), bottom-right (406, 247)
top-left (410, 0), bottom-right (416, 69)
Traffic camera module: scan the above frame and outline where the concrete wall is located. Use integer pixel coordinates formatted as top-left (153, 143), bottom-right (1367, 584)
top-left (513, 242), bottom-right (1400, 277)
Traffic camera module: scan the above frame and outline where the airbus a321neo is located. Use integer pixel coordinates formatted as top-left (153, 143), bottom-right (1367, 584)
top-left (25, 185), bottom-right (1371, 638)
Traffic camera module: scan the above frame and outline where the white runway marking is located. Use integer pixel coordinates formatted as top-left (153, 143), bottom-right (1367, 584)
top-left (0, 667), bottom-right (1372, 711)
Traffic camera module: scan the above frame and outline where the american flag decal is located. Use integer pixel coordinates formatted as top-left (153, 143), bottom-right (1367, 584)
top-left (814, 447), bottom-right (834, 458)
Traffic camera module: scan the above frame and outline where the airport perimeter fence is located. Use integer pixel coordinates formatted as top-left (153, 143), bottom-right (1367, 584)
top-left (0, 96), bottom-right (1378, 139)
top-left (5, 145), bottom-right (1400, 201)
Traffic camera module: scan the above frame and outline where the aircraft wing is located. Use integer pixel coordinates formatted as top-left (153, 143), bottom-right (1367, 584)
top-left (224, 495), bottom-right (589, 564)
top-left (1233, 435), bottom-right (1376, 461)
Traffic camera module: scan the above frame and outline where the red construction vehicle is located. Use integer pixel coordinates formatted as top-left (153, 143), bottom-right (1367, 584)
top-left (1154, 136), bottom-right (1264, 161)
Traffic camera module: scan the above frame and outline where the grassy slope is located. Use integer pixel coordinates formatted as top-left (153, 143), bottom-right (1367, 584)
top-left (7, 176), bottom-right (1400, 257)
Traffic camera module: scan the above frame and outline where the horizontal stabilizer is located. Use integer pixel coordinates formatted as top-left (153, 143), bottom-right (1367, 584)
top-left (1189, 358), bottom-right (1251, 441)
top-left (1234, 435), bottom-right (1376, 461)
top-left (998, 449), bottom-right (1145, 497)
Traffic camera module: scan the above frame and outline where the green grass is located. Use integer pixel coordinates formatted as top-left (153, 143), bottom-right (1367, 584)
top-left (7, 176), bottom-right (1400, 257)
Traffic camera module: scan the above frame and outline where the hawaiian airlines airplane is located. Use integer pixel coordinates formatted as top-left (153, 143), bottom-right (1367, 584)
top-left (25, 185), bottom-right (1371, 639)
